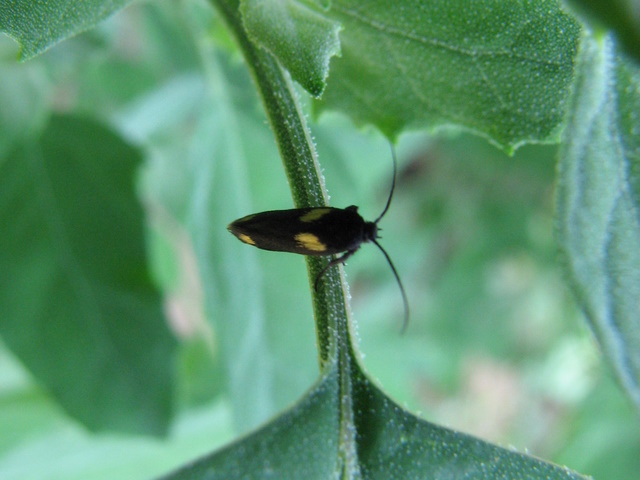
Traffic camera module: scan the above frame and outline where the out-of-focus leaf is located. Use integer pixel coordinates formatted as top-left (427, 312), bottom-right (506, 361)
top-left (0, 114), bottom-right (176, 435)
top-left (555, 33), bottom-right (640, 412)
top-left (0, 0), bottom-right (133, 59)
top-left (0, 63), bottom-right (50, 157)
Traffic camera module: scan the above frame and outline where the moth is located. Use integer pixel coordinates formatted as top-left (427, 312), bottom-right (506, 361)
top-left (228, 146), bottom-right (409, 331)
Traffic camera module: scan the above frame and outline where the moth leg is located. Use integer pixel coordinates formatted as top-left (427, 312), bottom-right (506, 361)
top-left (314, 248), bottom-right (359, 291)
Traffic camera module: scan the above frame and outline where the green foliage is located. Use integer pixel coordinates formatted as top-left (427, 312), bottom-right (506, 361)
top-left (163, 366), bottom-right (586, 480)
top-left (315, 0), bottom-right (582, 148)
top-left (0, 0), bottom-right (639, 479)
top-left (555, 33), bottom-right (640, 409)
top-left (0, 115), bottom-right (176, 435)
top-left (239, 0), bottom-right (341, 96)
top-left (0, 0), bottom-right (134, 59)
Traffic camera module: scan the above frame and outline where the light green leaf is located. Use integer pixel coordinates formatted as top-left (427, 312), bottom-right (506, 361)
top-left (0, 0), bottom-right (132, 59)
top-left (555, 34), bottom-right (640, 411)
top-left (315, 0), bottom-right (581, 149)
top-left (240, 0), bottom-right (341, 96)
top-left (0, 114), bottom-right (176, 435)
top-left (0, 63), bottom-right (50, 157)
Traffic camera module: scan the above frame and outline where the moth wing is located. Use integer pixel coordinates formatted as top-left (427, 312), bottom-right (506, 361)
top-left (228, 208), bottom-right (345, 255)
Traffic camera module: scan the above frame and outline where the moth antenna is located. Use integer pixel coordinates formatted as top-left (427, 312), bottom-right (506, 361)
top-left (374, 143), bottom-right (398, 224)
top-left (372, 239), bottom-right (409, 334)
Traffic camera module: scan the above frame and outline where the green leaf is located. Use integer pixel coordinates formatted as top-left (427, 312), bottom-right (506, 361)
top-left (0, 341), bottom-right (231, 480)
top-left (162, 355), bottom-right (588, 479)
top-left (0, 0), bottom-right (133, 60)
top-left (0, 114), bottom-right (176, 435)
top-left (314, 0), bottom-right (582, 149)
top-left (239, 0), bottom-right (341, 96)
top-left (161, 368), bottom-right (340, 480)
top-left (555, 34), bottom-right (640, 411)
top-left (566, 0), bottom-right (640, 63)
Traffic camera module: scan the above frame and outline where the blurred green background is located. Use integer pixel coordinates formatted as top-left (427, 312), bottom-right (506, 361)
top-left (0, 1), bottom-right (638, 479)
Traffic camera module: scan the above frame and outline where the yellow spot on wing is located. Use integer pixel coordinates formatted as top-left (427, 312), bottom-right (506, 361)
top-left (300, 209), bottom-right (330, 222)
top-left (295, 233), bottom-right (327, 252)
top-left (238, 233), bottom-right (256, 245)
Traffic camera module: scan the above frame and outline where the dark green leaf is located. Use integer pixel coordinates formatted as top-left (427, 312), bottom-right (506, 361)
top-left (0, 0), bottom-right (133, 59)
top-left (161, 355), bottom-right (588, 479)
top-left (160, 368), bottom-right (341, 480)
top-left (0, 114), bottom-right (176, 434)
top-left (315, 0), bottom-right (581, 149)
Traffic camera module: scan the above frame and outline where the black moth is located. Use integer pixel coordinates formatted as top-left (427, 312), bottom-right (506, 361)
top-left (227, 146), bottom-right (409, 332)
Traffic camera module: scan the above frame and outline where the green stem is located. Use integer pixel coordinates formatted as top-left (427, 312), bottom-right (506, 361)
top-left (210, 0), bottom-right (352, 369)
